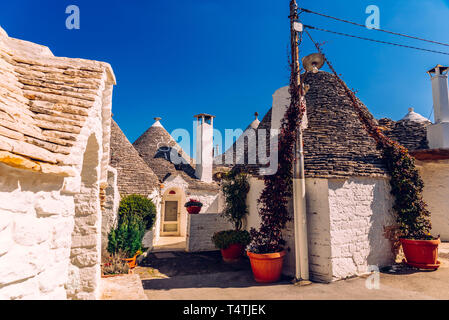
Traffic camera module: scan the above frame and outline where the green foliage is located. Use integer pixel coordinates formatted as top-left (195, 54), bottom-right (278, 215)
top-left (107, 214), bottom-right (145, 257)
top-left (211, 230), bottom-right (251, 250)
top-left (118, 194), bottom-right (156, 230)
top-left (382, 144), bottom-right (433, 240)
top-left (221, 171), bottom-right (250, 231)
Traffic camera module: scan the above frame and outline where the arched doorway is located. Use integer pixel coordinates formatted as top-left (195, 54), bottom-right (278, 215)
top-left (161, 189), bottom-right (183, 236)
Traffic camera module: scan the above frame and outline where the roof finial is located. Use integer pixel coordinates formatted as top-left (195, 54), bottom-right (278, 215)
top-left (408, 107), bottom-right (414, 113)
top-left (254, 112), bottom-right (259, 120)
top-left (154, 117), bottom-right (162, 122)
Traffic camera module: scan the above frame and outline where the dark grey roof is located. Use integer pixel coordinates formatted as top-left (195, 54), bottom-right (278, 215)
top-left (133, 122), bottom-right (219, 191)
top-left (219, 71), bottom-right (391, 178)
top-left (109, 119), bottom-right (160, 196)
top-left (378, 118), bottom-right (430, 151)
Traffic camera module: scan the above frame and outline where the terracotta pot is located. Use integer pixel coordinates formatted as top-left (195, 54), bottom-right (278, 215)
top-left (247, 250), bottom-right (286, 283)
top-left (123, 254), bottom-right (138, 269)
top-left (187, 206), bottom-right (202, 214)
top-left (221, 243), bottom-right (244, 262)
top-left (400, 238), bottom-right (441, 270)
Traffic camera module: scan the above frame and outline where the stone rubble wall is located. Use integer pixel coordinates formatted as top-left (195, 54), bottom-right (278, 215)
top-left (416, 160), bottom-right (449, 241)
top-left (0, 163), bottom-right (76, 299)
top-left (244, 176), bottom-right (395, 283)
top-left (0, 25), bottom-right (116, 300)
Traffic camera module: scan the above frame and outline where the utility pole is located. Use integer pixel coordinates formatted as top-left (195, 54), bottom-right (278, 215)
top-left (289, 0), bottom-right (310, 284)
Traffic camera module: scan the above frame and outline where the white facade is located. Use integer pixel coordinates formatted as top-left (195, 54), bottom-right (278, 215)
top-left (195, 115), bottom-right (214, 183)
top-left (245, 176), bottom-right (395, 283)
top-left (416, 159), bottom-right (449, 241)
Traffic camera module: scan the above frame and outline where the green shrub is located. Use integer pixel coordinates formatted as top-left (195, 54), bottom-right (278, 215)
top-left (108, 210), bottom-right (146, 257)
top-left (221, 171), bottom-right (250, 231)
top-left (118, 194), bottom-right (156, 230)
top-left (212, 230), bottom-right (251, 250)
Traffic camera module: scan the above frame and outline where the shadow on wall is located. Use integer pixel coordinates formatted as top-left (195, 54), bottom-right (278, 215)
top-left (140, 251), bottom-right (292, 290)
top-left (367, 178), bottom-right (396, 268)
top-left (0, 162), bottom-right (65, 193)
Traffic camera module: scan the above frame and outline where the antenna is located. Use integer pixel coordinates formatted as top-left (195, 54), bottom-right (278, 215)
top-left (302, 53), bottom-right (325, 73)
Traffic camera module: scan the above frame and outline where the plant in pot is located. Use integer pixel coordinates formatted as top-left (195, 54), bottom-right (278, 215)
top-left (185, 198), bottom-right (203, 214)
top-left (308, 43), bottom-right (441, 270)
top-left (107, 194), bottom-right (156, 268)
top-left (211, 171), bottom-right (251, 262)
top-left (383, 144), bottom-right (440, 270)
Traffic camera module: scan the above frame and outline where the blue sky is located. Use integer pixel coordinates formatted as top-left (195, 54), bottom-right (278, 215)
top-left (1, 0), bottom-right (449, 157)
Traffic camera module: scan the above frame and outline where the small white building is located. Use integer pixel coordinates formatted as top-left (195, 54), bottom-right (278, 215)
top-left (0, 26), bottom-right (116, 299)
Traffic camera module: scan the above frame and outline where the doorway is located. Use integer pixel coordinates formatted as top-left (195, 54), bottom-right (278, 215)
top-left (161, 189), bottom-right (182, 236)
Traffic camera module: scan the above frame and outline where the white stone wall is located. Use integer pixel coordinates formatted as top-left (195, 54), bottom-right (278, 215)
top-left (101, 166), bottom-right (120, 257)
top-left (244, 176), bottom-right (395, 283)
top-left (186, 213), bottom-right (233, 252)
top-left (327, 177), bottom-right (395, 281)
top-left (0, 163), bottom-right (76, 299)
top-left (304, 179), bottom-right (333, 282)
top-left (416, 160), bottom-right (449, 241)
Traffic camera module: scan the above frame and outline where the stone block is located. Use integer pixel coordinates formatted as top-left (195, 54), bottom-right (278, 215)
top-left (13, 215), bottom-right (50, 246)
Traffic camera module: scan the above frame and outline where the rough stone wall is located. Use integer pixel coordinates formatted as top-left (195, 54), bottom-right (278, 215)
top-left (244, 176), bottom-right (395, 283)
top-left (101, 166), bottom-right (120, 257)
top-left (327, 177), bottom-right (395, 281)
top-left (0, 163), bottom-right (76, 299)
top-left (186, 213), bottom-right (233, 252)
top-left (67, 134), bottom-right (102, 300)
top-left (416, 160), bottom-right (449, 240)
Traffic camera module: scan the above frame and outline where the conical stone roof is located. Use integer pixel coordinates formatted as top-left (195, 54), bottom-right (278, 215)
top-left (133, 119), bottom-right (219, 191)
top-left (228, 71), bottom-right (391, 178)
top-left (110, 119), bottom-right (160, 196)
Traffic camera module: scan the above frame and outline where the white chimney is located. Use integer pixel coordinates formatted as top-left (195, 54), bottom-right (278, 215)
top-left (427, 65), bottom-right (449, 149)
top-left (194, 113), bottom-right (214, 182)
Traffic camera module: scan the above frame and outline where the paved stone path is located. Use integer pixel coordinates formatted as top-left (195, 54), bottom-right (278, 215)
top-left (100, 274), bottom-right (147, 300)
top-left (139, 244), bottom-right (449, 300)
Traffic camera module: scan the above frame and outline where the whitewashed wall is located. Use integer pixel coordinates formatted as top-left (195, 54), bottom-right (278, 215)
top-left (244, 175), bottom-right (395, 283)
top-left (327, 177), bottom-right (395, 281)
top-left (0, 163), bottom-right (76, 299)
top-left (416, 159), bottom-right (449, 241)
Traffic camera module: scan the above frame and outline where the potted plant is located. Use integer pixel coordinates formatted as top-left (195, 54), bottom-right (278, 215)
top-left (382, 144), bottom-right (441, 270)
top-left (185, 198), bottom-right (203, 214)
top-left (101, 251), bottom-right (131, 278)
top-left (212, 171), bottom-right (251, 262)
top-left (107, 194), bottom-right (156, 268)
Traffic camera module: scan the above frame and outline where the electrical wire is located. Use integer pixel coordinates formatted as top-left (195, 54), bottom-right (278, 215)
top-left (299, 7), bottom-right (449, 48)
top-left (303, 25), bottom-right (449, 56)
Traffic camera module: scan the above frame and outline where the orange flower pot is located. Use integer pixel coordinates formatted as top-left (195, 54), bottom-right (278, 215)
top-left (247, 250), bottom-right (286, 283)
top-left (221, 243), bottom-right (244, 262)
top-left (123, 254), bottom-right (138, 269)
top-left (400, 238), bottom-right (441, 270)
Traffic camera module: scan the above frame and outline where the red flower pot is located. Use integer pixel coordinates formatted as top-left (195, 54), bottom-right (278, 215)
top-left (221, 243), bottom-right (244, 262)
top-left (400, 238), bottom-right (441, 270)
top-left (247, 250), bottom-right (286, 283)
top-left (187, 206), bottom-right (201, 214)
